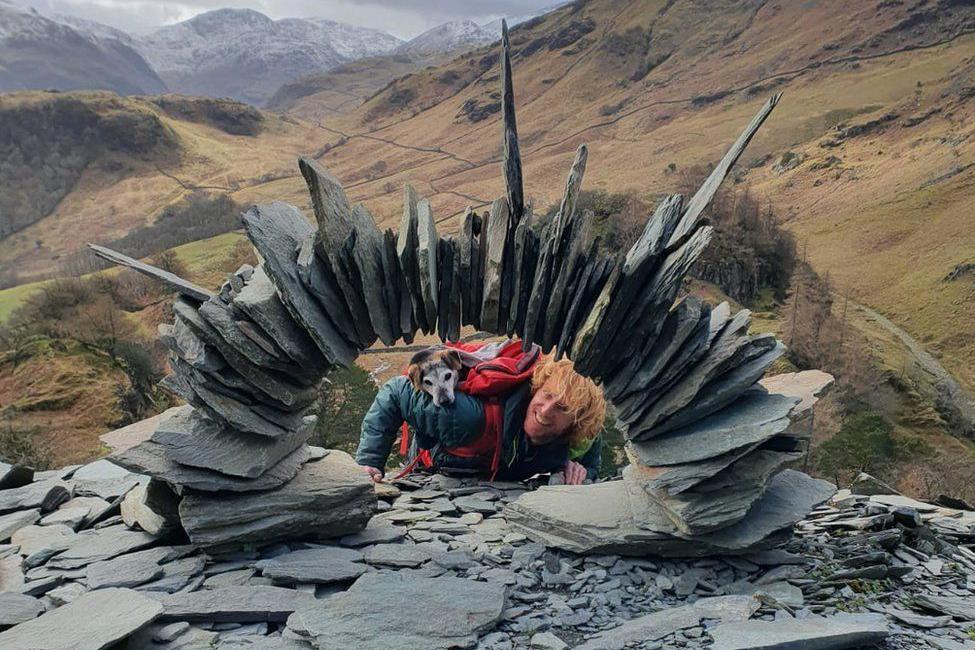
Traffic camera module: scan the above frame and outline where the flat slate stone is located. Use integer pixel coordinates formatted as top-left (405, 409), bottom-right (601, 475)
top-left (150, 585), bottom-right (316, 623)
top-left (12, 523), bottom-right (77, 557)
top-left (198, 298), bottom-right (295, 374)
top-left (913, 594), bottom-right (975, 620)
top-left (505, 470), bottom-right (833, 556)
top-left (287, 573), bottom-right (506, 650)
top-left (629, 388), bottom-right (800, 467)
top-left (0, 587), bottom-right (163, 649)
top-left (0, 462), bottom-right (33, 490)
top-left (256, 547), bottom-right (365, 584)
top-left (111, 439), bottom-right (320, 494)
top-left (242, 202), bottom-right (358, 366)
top-left (339, 519), bottom-right (406, 547)
top-left (709, 612), bottom-right (888, 650)
top-left (0, 591), bottom-right (45, 626)
top-left (85, 546), bottom-right (183, 590)
top-left (0, 508), bottom-right (40, 542)
top-left (178, 451), bottom-right (375, 547)
top-left (577, 595), bottom-right (758, 650)
top-left (362, 543), bottom-right (431, 568)
top-left (0, 479), bottom-right (71, 515)
top-left (151, 406), bottom-right (309, 478)
top-left (46, 524), bottom-right (158, 570)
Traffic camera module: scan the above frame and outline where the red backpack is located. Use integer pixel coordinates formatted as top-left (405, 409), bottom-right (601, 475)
top-left (393, 339), bottom-right (540, 480)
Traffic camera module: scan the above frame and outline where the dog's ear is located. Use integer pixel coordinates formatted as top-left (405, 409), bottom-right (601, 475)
top-left (407, 363), bottom-right (424, 391)
top-left (444, 349), bottom-right (463, 371)
top-left (409, 349), bottom-right (432, 366)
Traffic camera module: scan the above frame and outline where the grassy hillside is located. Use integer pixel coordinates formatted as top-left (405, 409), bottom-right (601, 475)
top-left (0, 90), bottom-right (316, 286)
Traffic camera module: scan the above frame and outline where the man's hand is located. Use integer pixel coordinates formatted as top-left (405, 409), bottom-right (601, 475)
top-left (563, 460), bottom-right (587, 485)
top-left (360, 465), bottom-right (384, 482)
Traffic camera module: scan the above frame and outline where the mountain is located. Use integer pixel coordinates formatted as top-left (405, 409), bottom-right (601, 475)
top-left (133, 8), bottom-right (401, 106)
top-left (0, 1), bottom-right (166, 95)
top-left (395, 20), bottom-right (495, 57)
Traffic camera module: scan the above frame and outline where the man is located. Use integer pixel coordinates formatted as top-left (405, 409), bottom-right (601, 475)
top-left (356, 355), bottom-right (605, 484)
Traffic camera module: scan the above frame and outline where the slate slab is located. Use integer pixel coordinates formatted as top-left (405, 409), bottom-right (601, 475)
top-left (242, 202), bottom-right (358, 366)
top-left (85, 546), bottom-right (184, 590)
top-left (0, 587), bottom-right (163, 649)
top-left (577, 595), bottom-right (758, 650)
top-left (151, 585), bottom-right (316, 623)
top-left (0, 509), bottom-right (39, 542)
top-left (120, 480), bottom-right (179, 536)
top-left (287, 573), bottom-right (506, 650)
top-left (416, 198), bottom-right (440, 332)
top-left (480, 198), bottom-right (509, 333)
top-left (87, 244), bottom-right (212, 303)
top-left (112, 439), bottom-right (321, 494)
top-left (709, 612), bottom-right (888, 650)
top-left (12, 523), bottom-right (77, 557)
top-left (232, 267), bottom-right (329, 370)
top-left (46, 525), bottom-right (159, 570)
top-left (628, 388), bottom-right (800, 467)
top-left (0, 479), bottom-right (71, 515)
top-left (913, 594), bottom-right (975, 620)
top-left (0, 591), bottom-right (45, 626)
top-left (178, 451), bottom-right (375, 547)
top-left (256, 547), bottom-right (365, 584)
top-left (398, 184), bottom-right (428, 333)
top-left (362, 543), bottom-right (431, 568)
top-left (151, 406), bottom-right (310, 478)
top-left (339, 519), bottom-right (406, 547)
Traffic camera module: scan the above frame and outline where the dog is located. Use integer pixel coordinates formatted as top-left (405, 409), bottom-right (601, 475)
top-left (407, 348), bottom-right (463, 407)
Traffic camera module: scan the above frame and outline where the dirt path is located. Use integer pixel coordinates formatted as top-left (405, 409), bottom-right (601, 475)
top-left (844, 296), bottom-right (975, 437)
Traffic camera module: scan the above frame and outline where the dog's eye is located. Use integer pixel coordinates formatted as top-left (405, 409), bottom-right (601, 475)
top-left (444, 372), bottom-right (452, 381)
top-left (423, 378), bottom-right (433, 386)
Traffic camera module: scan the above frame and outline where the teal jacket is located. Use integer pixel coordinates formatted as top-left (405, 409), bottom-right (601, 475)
top-left (355, 376), bottom-right (601, 481)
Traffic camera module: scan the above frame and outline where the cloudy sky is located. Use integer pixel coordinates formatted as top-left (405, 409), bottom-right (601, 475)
top-left (11, 0), bottom-right (560, 39)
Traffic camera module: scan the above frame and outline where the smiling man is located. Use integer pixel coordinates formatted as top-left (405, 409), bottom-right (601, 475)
top-left (356, 354), bottom-right (605, 484)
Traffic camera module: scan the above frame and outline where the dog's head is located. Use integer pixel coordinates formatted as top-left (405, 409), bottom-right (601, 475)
top-left (407, 348), bottom-right (462, 407)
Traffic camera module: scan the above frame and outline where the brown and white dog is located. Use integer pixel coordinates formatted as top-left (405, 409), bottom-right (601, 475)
top-left (407, 348), bottom-right (463, 407)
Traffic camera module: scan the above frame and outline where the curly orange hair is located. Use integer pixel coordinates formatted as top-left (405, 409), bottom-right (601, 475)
top-left (530, 355), bottom-right (607, 447)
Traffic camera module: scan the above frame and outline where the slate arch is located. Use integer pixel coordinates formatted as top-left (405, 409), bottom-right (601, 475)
top-left (94, 24), bottom-right (834, 553)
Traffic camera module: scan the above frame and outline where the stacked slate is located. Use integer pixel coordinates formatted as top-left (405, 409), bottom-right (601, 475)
top-left (90, 20), bottom-right (826, 556)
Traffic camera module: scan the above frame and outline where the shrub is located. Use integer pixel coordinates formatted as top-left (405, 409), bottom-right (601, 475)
top-left (0, 418), bottom-right (51, 470)
top-left (313, 365), bottom-right (379, 457)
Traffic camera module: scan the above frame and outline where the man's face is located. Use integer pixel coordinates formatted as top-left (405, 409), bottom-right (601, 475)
top-left (523, 381), bottom-right (574, 445)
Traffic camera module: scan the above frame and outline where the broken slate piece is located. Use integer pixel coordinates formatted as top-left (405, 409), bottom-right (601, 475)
top-left (0, 587), bottom-right (163, 650)
top-left (0, 480), bottom-right (70, 515)
top-left (0, 462), bottom-right (33, 490)
top-left (256, 547), bottom-right (365, 584)
top-left (0, 591), bottom-right (45, 626)
top-left (150, 585), bottom-right (316, 623)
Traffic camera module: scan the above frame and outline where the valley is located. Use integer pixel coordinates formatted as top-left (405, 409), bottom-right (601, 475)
top-left (0, 0), bottom-right (973, 495)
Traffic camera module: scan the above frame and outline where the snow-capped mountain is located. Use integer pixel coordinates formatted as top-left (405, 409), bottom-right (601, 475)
top-left (0, 1), bottom-right (166, 95)
top-left (395, 20), bottom-right (495, 57)
top-left (133, 8), bottom-right (402, 106)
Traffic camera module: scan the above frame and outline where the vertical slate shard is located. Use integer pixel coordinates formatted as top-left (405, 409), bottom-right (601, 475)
top-left (506, 213), bottom-right (535, 337)
top-left (295, 231), bottom-right (361, 347)
top-left (350, 203), bottom-right (395, 345)
top-left (552, 144), bottom-right (588, 257)
top-left (447, 238), bottom-right (463, 342)
top-left (522, 225), bottom-right (555, 351)
top-left (242, 202), bottom-right (358, 366)
top-left (480, 198), bottom-right (510, 333)
top-left (298, 158), bottom-right (376, 347)
top-left (398, 184), bottom-right (428, 334)
top-left (471, 210), bottom-right (486, 330)
top-left (436, 238), bottom-right (454, 342)
top-left (500, 19), bottom-right (524, 226)
top-left (666, 94), bottom-right (781, 249)
top-left (416, 198), bottom-right (440, 333)
top-left (458, 207), bottom-right (476, 326)
top-left (381, 229), bottom-right (409, 343)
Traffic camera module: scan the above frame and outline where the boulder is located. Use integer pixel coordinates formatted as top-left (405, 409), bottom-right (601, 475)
top-left (178, 451), bottom-right (375, 547)
top-left (0, 587), bottom-right (163, 649)
top-left (286, 573), bottom-right (506, 650)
